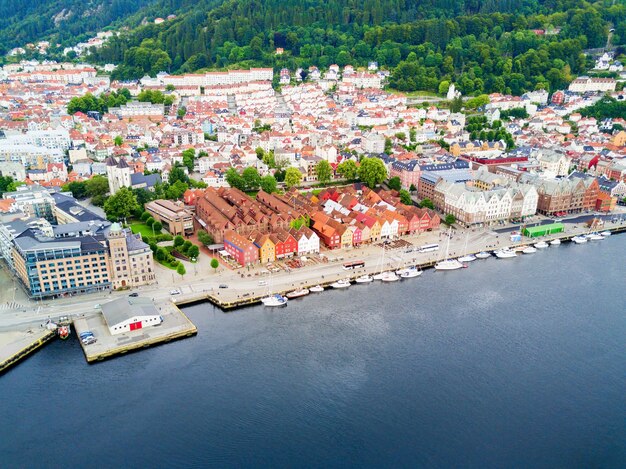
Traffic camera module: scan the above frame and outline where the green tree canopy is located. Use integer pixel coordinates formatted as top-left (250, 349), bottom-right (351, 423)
top-left (103, 187), bottom-right (139, 221)
top-left (388, 176), bottom-right (402, 191)
top-left (399, 189), bottom-right (412, 205)
top-left (337, 159), bottom-right (358, 181)
top-left (260, 175), bottom-right (277, 193)
top-left (284, 167), bottom-right (303, 189)
top-left (315, 160), bottom-right (332, 184)
top-left (358, 158), bottom-right (387, 188)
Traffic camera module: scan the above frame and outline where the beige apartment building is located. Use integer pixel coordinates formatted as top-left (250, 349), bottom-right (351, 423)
top-left (145, 199), bottom-right (194, 236)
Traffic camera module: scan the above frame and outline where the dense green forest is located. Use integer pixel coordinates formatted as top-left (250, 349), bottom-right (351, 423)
top-left (0, 0), bottom-right (165, 56)
top-left (87, 0), bottom-right (625, 95)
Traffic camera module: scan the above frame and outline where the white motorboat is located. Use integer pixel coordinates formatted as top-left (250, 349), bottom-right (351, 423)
top-left (458, 254), bottom-right (477, 262)
top-left (355, 274), bottom-right (374, 283)
top-left (534, 241), bottom-right (549, 249)
top-left (494, 248), bottom-right (517, 259)
top-left (600, 231), bottom-right (611, 237)
top-left (261, 294), bottom-right (288, 307)
top-left (586, 233), bottom-right (604, 241)
top-left (522, 246), bottom-right (537, 254)
top-left (286, 288), bottom-right (309, 299)
top-left (380, 271), bottom-right (399, 282)
top-left (331, 279), bottom-right (351, 289)
top-left (435, 259), bottom-right (465, 270)
top-left (571, 235), bottom-right (588, 244)
top-left (550, 238), bottom-right (561, 245)
top-left (400, 267), bottom-right (422, 278)
top-left (475, 251), bottom-right (492, 259)
top-left (372, 272), bottom-right (386, 280)
top-left (310, 285), bottom-right (324, 293)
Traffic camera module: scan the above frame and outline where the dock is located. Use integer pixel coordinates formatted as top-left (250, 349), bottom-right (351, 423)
top-left (172, 223), bottom-right (626, 312)
top-left (73, 300), bottom-right (197, 363)
top-left (0, 328), bottom-right (56, 374)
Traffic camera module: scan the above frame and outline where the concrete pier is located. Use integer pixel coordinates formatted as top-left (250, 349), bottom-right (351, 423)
top-left (0, 329), bottom-right (56, 374)
top-left (73, 301), bottom-right (197, 363)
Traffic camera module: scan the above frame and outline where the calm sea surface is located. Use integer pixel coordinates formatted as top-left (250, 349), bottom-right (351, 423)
top-left (1, 237), bottom-right (625, 468)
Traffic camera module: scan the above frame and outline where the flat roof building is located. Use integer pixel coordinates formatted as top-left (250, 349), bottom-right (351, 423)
top-left (145, 199), bottom-right (194, 236)
top-left (101, 297), bottom-right (163, 335)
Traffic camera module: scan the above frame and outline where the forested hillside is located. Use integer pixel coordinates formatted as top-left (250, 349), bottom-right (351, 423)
top-left (89, 0), bottom-right (625, 95)
top-left (0, 0), bottom-right (165, 55)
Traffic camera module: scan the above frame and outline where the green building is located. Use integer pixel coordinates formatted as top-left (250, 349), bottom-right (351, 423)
top-left (522, 223), bottom-right (564, 238)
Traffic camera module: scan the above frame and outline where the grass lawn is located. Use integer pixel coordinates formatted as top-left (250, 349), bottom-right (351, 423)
top-left (130, 222), bottom-right (156, 238)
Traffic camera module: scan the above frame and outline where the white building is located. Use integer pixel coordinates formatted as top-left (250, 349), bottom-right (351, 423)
top-left (100, 296), bottom-right (162, 335)
top-left (568, 77), bottom-right (617, 93)
top-left (105, 156), bottom-right (132, 194)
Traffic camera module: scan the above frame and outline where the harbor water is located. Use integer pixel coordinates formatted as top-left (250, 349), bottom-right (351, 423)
top-left (1, 237), bottom-right (625, 468)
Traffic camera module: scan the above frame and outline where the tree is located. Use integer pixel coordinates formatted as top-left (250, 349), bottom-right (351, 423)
top-left (197, 230), bottom-right (214, 246)
top-left (438, 80), bottom-right (450, 95)
top-left (255, 147), bottom-right (265, 160)
top-left (337, 160), bottom-right (358, 181)
top-left (169, 165), bottom-right (189, 185)
top-left (173, 235), bottom-right (184, 247)
top-left (242, 167), bottom-right (261, 191)
top-left (188, 245), bottom-right (200, 259)
top-left (103, 187), bottom-right (139, 221)
top-left (420, 198), bottom-right (435, 209)
top-left (114, 135), bottom-right (123, 146)
top-left (152, 221), bottom-right (163, 232)
top-left (358, 158), bottom-right (387, 188)
top-left (284, 167), bottom-right (302, 189)
top-left (315, 160), bottom-right (332, 184)
top-left (181, 148), bottom-right (195, 173)
top-left (140, 211), bottom-right (151, 222)
top-left (384, 137), bottom-right (393, 154)
top-left (225, 167), bottom-right (246, 190)
top-left (85, 175), bottom-right (109, 204)
top-left (165, 180), bottom-right (188, 200)
top-left (177, 263), bottom-right (186, 278)
top-left (260, 175), bottom-right (277, 193)
top-left (62, 181), bottom-right (88, 199)
top-left (146, 217), bottom-right (155, 227)
top-left (388, 176), bottom-right (402, 191)
top-left (444, 214), bottom-right (456, 225)
top-left (409, 184), bottom-right (417, 192)
top-left (210, 258), bottom-right (219, 272)
top-left (399, 189), bottom-right (412, 205)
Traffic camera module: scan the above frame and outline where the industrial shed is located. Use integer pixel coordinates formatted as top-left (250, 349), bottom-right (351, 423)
top-left (522, 223), bottom-right (564, 238)
top-left (101, 297), bottom-right (163, 335)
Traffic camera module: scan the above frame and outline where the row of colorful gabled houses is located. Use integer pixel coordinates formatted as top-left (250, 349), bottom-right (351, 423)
top-left (213, 186), bottom-right (441, 266)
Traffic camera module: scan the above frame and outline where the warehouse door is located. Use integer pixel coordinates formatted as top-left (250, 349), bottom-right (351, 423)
top-left (129, 321), bottom-right (143, 331)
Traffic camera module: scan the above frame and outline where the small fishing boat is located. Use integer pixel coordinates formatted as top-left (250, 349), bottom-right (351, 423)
top-left (57, 325), bottom-right (71, 340)
top-left (380, 271), bottom-right (399, 282)
top-left (400, 266), bottom-right (422, 278)
top-left (331, 279), bottom-right (351, 289)
top-left (310, 285), bottom-right (324, 293)
top-left (355, 274), bottom-right (374, 283)
top-left (475, 251), bottom-right (492, 259)
top-left (534, 241), bottom-right (549, 249)
top-left (550, 238), bottom-right (561, 245)
top-left (494, 248), bottom-right (517, 259)
top-left (522, 246), bottom-right (537, 254)
top-left (571, 235), bottom-right (588, 244)
top-left (286, 288), bottom-right (309, 299)
top-left (600, 231), bottom-right (611, 237)
top-left (458, 254), bottom-right (477, 262)
top-left (586, 232), bottom-right (604, 241)
top-left (261, 294), bottom-right (288, 307)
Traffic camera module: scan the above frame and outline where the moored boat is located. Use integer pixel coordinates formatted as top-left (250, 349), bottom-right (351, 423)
top-left (400, 267), bottom-right (422, 278)
top-left (331, 279), bottom-right (351, 289)
top-left (475, 251), bottom-right (492, 259)
top-left (262, 294), bottom-right (288, 307)
top-left (458, 254), bottom-right (477, 262)
top-left (522, 246), bottom-right (537, 254)
top-left (355, 274), bottom-right (374, 283)
top-left (310, 285), bottom-right (324, 292)
top-left (600, 231), bottom-right (611, 237)
top-left (550, 238), bottom-right (561, 245)
top-left (494, 248), bottom-right (517, 259)
top-left (571, 235), bottom-right (588, 244)
top-left (380, 271), bottom-right (399, 282)
top-left (435, 259), bottom-right (465, 270)
top-left (534, 241), bottom-right (549, 249)
top-left (57, 325), bottom-right (71, 340)
top-left (586, 232), bottom-right (604, 241)
top-left (286, 288), bottom-right (310, 299)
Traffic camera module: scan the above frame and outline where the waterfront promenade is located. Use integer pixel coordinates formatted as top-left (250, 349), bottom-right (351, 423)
top-left (0, 213), bottom-right (623, 328)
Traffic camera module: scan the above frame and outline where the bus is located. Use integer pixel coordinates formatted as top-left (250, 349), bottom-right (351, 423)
top-left (343, 260), bottom-right (365, 270)
top-left (418, 243), bottom-right (440, 253)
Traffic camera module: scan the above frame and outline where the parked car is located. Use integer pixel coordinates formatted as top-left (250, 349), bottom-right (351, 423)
top-left (129, 292), bottom-right (139, 297)
top-left (170, 289), bottom-right (181, 295)
top-left (79, 331), bottom-right (94, 339)
top-left (82, 337), bottom-right (97, 345)
top-left (219, 284), bottom-right (229, 289)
